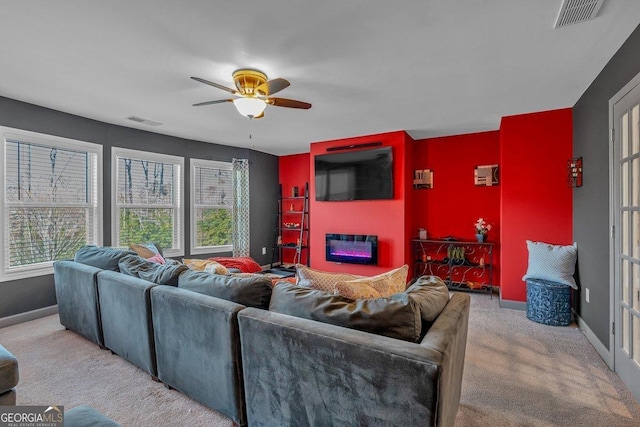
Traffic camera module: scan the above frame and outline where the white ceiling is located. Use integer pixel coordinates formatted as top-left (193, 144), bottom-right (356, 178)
top-left (0, 1), bottom-right (639, 156)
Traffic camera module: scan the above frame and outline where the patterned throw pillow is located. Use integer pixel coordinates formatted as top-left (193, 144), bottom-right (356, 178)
top-left (335, 265), bottom-right (409, 297)
top-left (295, 264), bottom-right (363, 293)
top-left (522, 240), bottom-right (578, 289)
top-left (183, 259), bottom-right (230, 276)
top-left (334, 281), bottom-right (382, 299)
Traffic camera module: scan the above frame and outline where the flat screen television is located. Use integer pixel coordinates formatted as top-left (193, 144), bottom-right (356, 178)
top-left (315, 146), bottom-right (393, 201)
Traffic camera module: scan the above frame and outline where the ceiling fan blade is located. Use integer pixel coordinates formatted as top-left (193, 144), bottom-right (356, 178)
top-left (256, 78), bottom-right (290, 96)
top-left (191, 77), bottom-right (237, 95)
top-left (192, 99), bottom-right (233, 107)
top-left (269, 97), bottom-right (312, 109)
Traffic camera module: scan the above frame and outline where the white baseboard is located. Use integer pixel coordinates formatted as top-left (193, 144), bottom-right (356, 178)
top-left (0, 305), bottom-right (58, 329)
top-left (575, 314), bottom-right (613, 369)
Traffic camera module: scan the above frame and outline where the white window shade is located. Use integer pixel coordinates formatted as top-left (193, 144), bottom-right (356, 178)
top-left (112, 148), bottom-right (184, 257)
top-left (1, 127), bottom-right (102, 281)
top-left (191, 159), bottom-right (233, 255)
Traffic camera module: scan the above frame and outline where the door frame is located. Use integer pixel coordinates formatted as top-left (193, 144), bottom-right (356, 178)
top-left (609, 70), bottom-right (640, 374)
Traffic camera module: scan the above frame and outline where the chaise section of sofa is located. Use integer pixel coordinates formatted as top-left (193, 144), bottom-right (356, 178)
top-left (238, 292), bottom-right (470, 427)
top-left (97, 270), bottom-right (158, 378)
top-left (151, 286), bottom-right (247, 426)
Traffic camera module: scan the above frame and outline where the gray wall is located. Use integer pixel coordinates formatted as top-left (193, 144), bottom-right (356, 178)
top-left (573, 24), bottom-right (640, 349)
top-left (0, 96), bottom-right (279, 319)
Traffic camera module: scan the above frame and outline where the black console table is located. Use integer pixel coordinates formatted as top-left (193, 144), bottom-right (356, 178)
top-left (412, 239), bottom-right (494, 298)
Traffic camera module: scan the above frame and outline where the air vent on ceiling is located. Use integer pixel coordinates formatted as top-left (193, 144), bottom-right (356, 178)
top-left (554, 0), bottom-right (605, 28)
top-left (126, 116), bottom-right (163, 127)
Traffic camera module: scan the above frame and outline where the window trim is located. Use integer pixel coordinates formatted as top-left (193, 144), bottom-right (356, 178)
top-left (190, 158), bottom-right (234, 255)
top-left (0, 126), bottom-right (103, 281)
top-left (111, 147), bottom-right (184, 257)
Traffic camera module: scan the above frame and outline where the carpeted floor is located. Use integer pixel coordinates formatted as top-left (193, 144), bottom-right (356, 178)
top-left (1, 293), bottom-right (639, 426)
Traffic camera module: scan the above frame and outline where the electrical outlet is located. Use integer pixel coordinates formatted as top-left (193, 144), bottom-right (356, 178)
top-left (262, 247), bottom-right (266, 255)
top-left (586, 288), bottom-right (590, 303)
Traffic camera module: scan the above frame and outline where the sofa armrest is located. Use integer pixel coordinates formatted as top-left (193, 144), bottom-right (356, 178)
top-left (150, 286), bottom-right (247, 425)
top-left (97, 271), bottom-right (157, 377)
top-left (420, 292), bottom-right (471, 427)
top-left (53, 260), bottom-right (104, 346)
top-left (238, 293), bottom-right (470, 427)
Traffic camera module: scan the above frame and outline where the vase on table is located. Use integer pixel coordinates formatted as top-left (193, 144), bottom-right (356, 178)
top-left (476, 233), bottom-right (486, 243)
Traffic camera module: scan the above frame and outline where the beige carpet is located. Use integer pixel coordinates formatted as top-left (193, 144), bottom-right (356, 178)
top-left (1, 294), bottom-right (639, 426)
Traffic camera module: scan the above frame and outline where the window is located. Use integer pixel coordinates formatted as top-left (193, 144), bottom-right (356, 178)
top-left (0, 127), bottom-right (102, 281)
top-left (190, 159), bottom-right (233, 254)
top-left (112, 148), bottom-right (183, 257)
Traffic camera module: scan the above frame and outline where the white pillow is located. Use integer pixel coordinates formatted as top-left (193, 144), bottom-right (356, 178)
top-left (522, 240), bottom-right (578, 289)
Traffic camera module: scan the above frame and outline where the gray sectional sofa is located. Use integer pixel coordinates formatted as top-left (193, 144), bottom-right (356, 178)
top-left (53, 246), bottom-right (470, 427)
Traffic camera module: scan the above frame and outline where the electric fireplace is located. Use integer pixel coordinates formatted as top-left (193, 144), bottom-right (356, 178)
top-left (325, 234), bottom-right (378, 265)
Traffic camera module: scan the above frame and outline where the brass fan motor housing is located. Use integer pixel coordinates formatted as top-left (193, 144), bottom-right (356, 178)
top-left (232, 69), bottom-right (267, 96)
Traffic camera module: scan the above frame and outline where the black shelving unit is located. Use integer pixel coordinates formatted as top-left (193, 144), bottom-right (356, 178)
top-left (270, 182), bottom-right (310, 270)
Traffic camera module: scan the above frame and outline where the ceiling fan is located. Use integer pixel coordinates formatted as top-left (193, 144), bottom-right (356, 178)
top-left (191, 69), bottom-right (311, 119)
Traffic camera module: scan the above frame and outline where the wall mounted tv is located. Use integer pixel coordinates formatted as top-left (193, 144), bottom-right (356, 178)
top-left (315, 146), bottom-right (393, 201)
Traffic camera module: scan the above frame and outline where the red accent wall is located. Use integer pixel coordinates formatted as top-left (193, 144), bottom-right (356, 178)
top-left (500, 108), bottom-right (573, 302)
top-left (413, 131), bottom-right (501, 286)
top-left (278, 153), bottom-right (311, 265)
top-left (309, 131), bottom-right (414, 276)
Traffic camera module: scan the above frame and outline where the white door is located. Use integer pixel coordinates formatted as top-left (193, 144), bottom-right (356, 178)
top-left (612, 74), bottom-right (640, 401)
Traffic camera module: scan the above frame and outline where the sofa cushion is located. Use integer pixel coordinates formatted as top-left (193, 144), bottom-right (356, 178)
top-left (118, 254), bottom-right (188, 286)
top-left (334, 265), bottom-right (409, 297)
top-left (183, 258), bottom-right (230, 275)
top-left (0, 344), bottom-right (19, 394)
top-left (407, 275), bottom-right (450, 322)
top-left (178, 269), bottom-right (272, 309)
top-left (269, 282), bottom-right (421, 342)
top-left (74, 246), bottom-right (135, 271)
top-left (295, 264), bottom-right (363, 293)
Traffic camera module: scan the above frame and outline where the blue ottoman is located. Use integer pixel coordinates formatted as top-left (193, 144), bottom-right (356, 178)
top-left (65, 406), bottom-right (121, 427)
top-left (526, 279), bottom-right (572, 326)
top-left (0, 344), bottom-right (19, 405)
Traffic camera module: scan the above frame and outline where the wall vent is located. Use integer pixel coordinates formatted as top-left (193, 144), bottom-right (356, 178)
top-left (126, 116), bottom-right (163, 127)
top-left (554, 0), bottom-right (605, 28)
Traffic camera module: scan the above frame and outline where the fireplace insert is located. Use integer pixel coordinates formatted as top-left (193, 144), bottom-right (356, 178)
top-left (325, 233), bottom-right (378, 265)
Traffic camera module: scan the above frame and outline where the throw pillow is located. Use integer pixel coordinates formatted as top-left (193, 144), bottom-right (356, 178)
top-left (269, 282), bottom-right (421, 342)
top-left (183, 259), bottom-right (230, 275)
top-left (334, 281), bottom-right (382, 300)
top-left (522, 240), bottom-right (578, 290)
top-left (295, 264), bottom-right (364, 293)
top-left (334, 265), bottom-right (409, 297)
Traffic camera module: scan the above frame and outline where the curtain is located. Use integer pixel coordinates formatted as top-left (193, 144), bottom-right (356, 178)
top-left (232, 158), bottom-right (250, 257)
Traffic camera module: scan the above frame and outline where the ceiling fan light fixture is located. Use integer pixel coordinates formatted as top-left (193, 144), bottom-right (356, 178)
top-left (233, 97), bottom-right (267, 118)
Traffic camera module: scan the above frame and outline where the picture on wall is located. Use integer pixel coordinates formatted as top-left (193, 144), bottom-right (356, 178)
top-left (413, 169), bottom-right (433, 189)
top-left (474, 164), bottom-right (499, 186)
